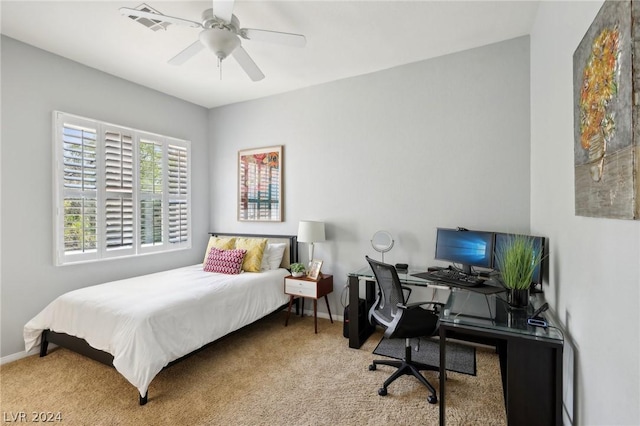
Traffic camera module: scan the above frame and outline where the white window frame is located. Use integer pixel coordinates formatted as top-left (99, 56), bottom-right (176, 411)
top-left (53, 111), bottom-right (192, 265)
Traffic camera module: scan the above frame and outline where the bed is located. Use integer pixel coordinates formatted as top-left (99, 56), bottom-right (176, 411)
top-left (23, 233), bottom-right (297, 405)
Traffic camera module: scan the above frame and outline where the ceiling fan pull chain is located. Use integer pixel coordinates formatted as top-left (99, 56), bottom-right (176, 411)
top-left (218, 56), bottom-right (222, 80)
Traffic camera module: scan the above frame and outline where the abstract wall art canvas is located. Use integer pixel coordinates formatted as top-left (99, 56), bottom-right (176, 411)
top-left (573, 0), bottom-right (639, 219)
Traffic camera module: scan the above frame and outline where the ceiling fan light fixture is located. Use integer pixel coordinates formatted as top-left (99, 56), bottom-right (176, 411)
top-left (123, 3), bottom-right (305, 81)
top-left (199, 28), bottom-right (240, 60)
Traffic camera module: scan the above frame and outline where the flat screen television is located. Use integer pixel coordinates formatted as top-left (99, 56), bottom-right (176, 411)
top-left (434, 228), bottom-right (494, 275)
top-left (493, 232), bottom-right (545, 286)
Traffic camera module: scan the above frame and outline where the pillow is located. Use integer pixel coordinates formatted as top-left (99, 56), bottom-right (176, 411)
top-left (235, 238), bottom-right (268, 272)
top-left (202, 237), bottom-right (236, 265)
top-left (203, 248), bottom-right (247, 274)
top-left (260, 243), bottom-right (288, 270)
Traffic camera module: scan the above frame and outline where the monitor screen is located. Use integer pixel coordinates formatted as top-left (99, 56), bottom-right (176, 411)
top-left (493, 233), bottom-right (545, 285)
top-left (434, 228), bottom-right (494, 274)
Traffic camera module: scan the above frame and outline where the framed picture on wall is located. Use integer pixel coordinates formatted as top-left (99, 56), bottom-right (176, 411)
top-left (238, 145), bottom-right (283, 222)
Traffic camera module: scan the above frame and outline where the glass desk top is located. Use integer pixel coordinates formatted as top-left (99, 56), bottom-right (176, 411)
top-left (348, 266), bottom-right (563, 343)
top-left (348, 266), bottom-right (432, 286)
top-left (441, 288), bottom-right (564, 343)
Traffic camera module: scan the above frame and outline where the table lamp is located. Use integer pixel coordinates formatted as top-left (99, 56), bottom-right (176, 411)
top-left (297, 221), bottom-right (325, 263)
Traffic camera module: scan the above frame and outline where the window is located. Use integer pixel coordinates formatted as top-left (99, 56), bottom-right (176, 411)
top-left (54, 112), bottom-right (191, 265)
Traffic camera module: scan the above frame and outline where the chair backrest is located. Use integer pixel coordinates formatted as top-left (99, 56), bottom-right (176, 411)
top-left (366, 256), bottom-right (406, 328)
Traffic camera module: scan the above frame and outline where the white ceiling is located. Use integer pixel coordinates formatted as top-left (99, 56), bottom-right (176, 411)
top-left (0, 1), bottom-right (540, 109)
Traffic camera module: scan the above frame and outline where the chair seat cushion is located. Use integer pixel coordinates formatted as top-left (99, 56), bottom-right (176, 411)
top-left (391, 307), bottom-right (439, 339)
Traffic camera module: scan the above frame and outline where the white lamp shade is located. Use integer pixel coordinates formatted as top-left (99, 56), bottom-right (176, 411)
top-left (297, 221), bottom-right (325, 243)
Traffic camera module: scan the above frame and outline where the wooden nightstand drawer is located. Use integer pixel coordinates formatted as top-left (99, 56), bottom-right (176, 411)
top-left (285, 278), bottom-right (317, 297)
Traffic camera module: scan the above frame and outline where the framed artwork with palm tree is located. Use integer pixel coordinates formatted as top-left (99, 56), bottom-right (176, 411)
top-left (238, 145), bottom-right (283, 221)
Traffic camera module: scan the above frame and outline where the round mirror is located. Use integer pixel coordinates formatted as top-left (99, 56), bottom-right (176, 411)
top-left (371, 231), bottom-right (394, 262)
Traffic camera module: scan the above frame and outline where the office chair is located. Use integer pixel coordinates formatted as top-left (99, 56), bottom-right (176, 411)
top-left (365, 255), bottom-right (441, 404)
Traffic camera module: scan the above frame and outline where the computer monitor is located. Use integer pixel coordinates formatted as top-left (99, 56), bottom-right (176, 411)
top-left (434, 228), bottom-right (494, 275)
top-left (493, 233), bottom-right (545, 286)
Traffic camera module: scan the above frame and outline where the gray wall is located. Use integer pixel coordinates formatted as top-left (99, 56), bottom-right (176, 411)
top-left (0, 36), bottom-right (210, 357)
top-left (209, 36), bottom-right (531, 318)
top-left (531, 2), bottom-right (639, 424)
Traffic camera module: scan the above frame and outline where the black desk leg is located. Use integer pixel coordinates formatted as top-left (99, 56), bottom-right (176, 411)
top-left (348, 275), bottom-right (361, 348)
top-left (348, 276), bottom-right (376, 349)
top-left (439, 327), bottom-right (447, 426)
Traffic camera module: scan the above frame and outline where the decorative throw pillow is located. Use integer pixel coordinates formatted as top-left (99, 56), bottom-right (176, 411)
top-left (203, 248), bottom-right (246, 274)
top-left (202, 237), bottom-right (236, 266)
top-left (235, 238), bottom-right (268, 272)
top-left (261, 243), bottom-right (287, 270)
top-left (260, 243), bottom-right (286, 271)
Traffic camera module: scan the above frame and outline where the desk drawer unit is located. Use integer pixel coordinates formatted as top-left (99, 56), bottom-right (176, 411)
top-left (285, 278), bottom-right (318, 297)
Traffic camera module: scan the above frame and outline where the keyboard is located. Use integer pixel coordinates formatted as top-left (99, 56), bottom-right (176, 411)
top-left (423, 268), bottom-right (484, 287)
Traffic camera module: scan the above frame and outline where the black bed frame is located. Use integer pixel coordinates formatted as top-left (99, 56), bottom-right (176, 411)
top-left (39, 233), bottom-right (298, 405)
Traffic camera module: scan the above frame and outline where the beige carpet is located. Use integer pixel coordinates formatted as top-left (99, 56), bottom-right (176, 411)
top-left (1, 312), bottom-right (506, 425)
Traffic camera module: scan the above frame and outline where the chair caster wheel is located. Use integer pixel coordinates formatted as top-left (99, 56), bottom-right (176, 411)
top-left (378, 388), bottom-right (387, 396)
top-left (369, 364), bottom-right (376, 371)
top-left (427, 394), bottom-right (438, 404)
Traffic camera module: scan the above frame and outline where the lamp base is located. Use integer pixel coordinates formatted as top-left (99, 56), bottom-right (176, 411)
top-left (307, 243), bottom-right (315, 266)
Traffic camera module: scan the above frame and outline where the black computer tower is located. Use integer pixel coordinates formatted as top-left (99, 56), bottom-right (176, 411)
top-left (343, 298), bottom-right (367, 338)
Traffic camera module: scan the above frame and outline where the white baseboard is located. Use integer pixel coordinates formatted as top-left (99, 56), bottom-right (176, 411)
top-left (297, 309), bottom-right (344, 323)
top-left (1, 347), bottom-right (40, 365)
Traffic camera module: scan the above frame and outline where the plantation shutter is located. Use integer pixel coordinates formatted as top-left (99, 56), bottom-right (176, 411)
top-left (54, 112), bottom-right (191, 265)
top-left (139, 139), bottom-right (163, 247)
top-left (104, 129), bottom-right (134, 252)
top-left (61, 123), bottom-right (98, 256)
top-left (167, 144), bottom-right (189, 244)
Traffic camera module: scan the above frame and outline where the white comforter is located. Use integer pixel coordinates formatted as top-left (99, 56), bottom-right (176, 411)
top-left (24, 265), bottom-right (290, 397)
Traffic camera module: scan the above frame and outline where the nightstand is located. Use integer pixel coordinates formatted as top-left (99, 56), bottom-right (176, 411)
top-left (284, 274), bottom-right (333, 333)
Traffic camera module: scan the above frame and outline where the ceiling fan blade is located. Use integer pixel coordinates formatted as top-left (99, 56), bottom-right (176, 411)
top-left (168, 40), bottom-right (204, 66)
top-left (240, 29), bottom-right (306, 48)
top-left (231, 46), bottom-right (265, 81)
top-left (212, 0), bottom-right (235, 23)
top-left (119, 7), bottom-right (201, 28)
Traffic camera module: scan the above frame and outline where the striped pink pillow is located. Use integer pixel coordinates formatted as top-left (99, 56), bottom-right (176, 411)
top-left (204, 248), bottom-right (247, 274)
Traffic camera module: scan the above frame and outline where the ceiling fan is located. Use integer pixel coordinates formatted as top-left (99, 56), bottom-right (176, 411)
top-left (119, 1), bottom-right (306, 81)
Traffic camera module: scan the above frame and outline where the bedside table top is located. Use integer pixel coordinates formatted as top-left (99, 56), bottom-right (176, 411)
top-left (285, 273), bottom-right (332, 282)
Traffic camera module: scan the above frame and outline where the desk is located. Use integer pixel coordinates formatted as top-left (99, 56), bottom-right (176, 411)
top-left (439, 288), bottom-right (563, 426)
top-left (347, 268), bottom-right (564, 426)
top-left (346, 267), bottom-right (484, 348)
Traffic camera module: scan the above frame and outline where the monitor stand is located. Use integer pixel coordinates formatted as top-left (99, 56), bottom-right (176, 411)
top-left (460, 264), bottom-right (472, 275)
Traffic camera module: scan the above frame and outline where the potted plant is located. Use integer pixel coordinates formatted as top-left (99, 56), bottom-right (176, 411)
top-left (494, 234), bottom-right (543, 308)
top-left (290, 263), bottom-right (306, 278)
